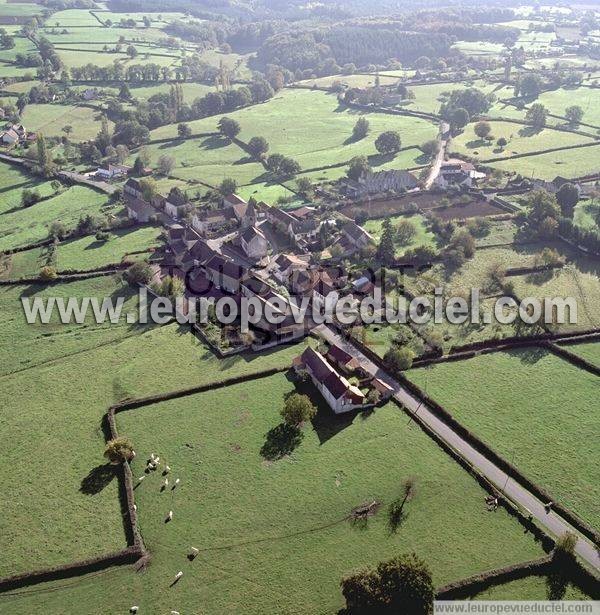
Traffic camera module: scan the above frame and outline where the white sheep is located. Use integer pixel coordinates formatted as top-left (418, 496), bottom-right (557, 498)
top-left (163, 478), bottom-right (169, 489)
top-left (137, 476), bottom-right (144, 482)
top-left (133, 504), bottom-right (137, 511)
top-left (173, 478), bottom-right (180, 488)
top-left (174, 571), bottom-right (183, 581)
top-left (130, 607), bottom-right (138, 614)
top-left (131, 450), bottom-right (136, 458)
top-left (155, 456), bottom-right (160, 463)
top-left (171, 611), bottom-right (180, 615)
top-left (167, 510), bottom-right (173, 521)
top-left (189, 546), bottom-right (199, 558)
top-left (164, 465), bottom-right (171, 474)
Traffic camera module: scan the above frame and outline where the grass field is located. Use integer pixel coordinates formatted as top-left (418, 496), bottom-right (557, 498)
top-left (21, 104), bottom-right (112, 142)
top-left (469, 576), bottom-right (591, 600)
top-left (535, 86), bottom-right (600, 127)
top-left (1, 226), bottom-right (162, 278)
top-left (450, 121), bottom-right (593, 161)
top-left (488, 144), bottom-right (600, 180)
top-left (146, 89), bottom-right (437, 187)
top-left (54, 373), bottom-right (544, 615)
top-left (362, 213), bottom-right (436, 257)
top-left (408, 348), bottom-right (600, 529)
top-left (511, 257), bottom-right (600, 331)
top-left (562, 342), bottom-right (600, 366)
top-left (0, 162), bottom-right (58, 215)
top-left (0, 186), bottom-right (118, 251)
top-left (0, 275), bottom-right (310, 578)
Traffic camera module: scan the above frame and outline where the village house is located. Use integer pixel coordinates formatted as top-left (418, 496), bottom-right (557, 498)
top-left (96, 163), bottom-right (131, 180)
top-left (204, 254), bottom-right (247, 293)
top-left (337, 222), bottom-right (375, 255)
top-left (326, 343), bottom-right (361, 373)
top-left (435, 159), bottom-right (486, 189)
top-left (271, 253), bottom-right (310, 285)
top-left (240, 225), bottom-right (269, 259)
top-left (191, 207), bottom-right (238, 236)
top-left (179, 238), bottom-right (218, 273)
top-left (293, 346), bottom-right (365, 414)
top-left (163, 187), bottom-right (191, 219)
top-left (0, 126), bottom-right (19, 145)
top-left (123, 177), bottom-right (144, 200)
top-left (343, 169), bottom-right (418, 198)
top-left (125, 196), bottom-right (155, 223)
top-left (231, 199), bottom-right (257, 228)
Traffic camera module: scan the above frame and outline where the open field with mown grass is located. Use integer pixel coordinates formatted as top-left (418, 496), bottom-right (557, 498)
top-left (408, 348), bottom-right (600, 529)
top-left (0, 276), bottom-right (309, 578)
top-left (0, 185), bottom-right (119, 251)
top-left (21, 103), bottom-right (112, 142)
top-left (511, 255), bottom-right (600, 331)
top-left (469, 576), bottom-right (591, 600)
top-left (146, 89), bottom-right (437, 187)
top-left (487, 144), bottom-right (600, 180)
top-left (62, 373), bottom-right (544, 615)
top-left (1, 225), bottom-right (163, 278)
top-left (562, 342), bottom-right (600, 366)
top-left (0, 162), bottom-right (58, 215)
top-left (535, 86), bottom-right (600, 127)
top-left (40, 26), bottom-right (170, 45)
top-left (450, 121), bottom-right (594, 161)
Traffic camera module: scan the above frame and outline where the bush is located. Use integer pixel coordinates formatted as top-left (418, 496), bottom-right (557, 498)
top-left (39, 265), bottom-right (57, 280)
top-left (124, 261), bottom-right (152, 286)
top-left (95, 231), bottom-right (110, 242)
top-left (384, 347), bottom-right (415, 374)
top-left (104, 437), bottom-right (134, 464)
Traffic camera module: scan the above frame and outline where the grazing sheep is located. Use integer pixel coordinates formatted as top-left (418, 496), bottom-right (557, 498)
top-left (155, 457), bottom-right (160, 463)
top-left (172, 478), bottom-right (180, 489)
top-left (164, 465), bottom-right (171, 474)
top-left (131, 450), bottom-right (136, 458)
top-left (137, 476), bottom-right (144, 482)
top-left (163, 478), bottom-right (169, 488)
top-left (171, 611), bottom-right (180, 615)
top-left (167, 510), bottom-right (173, 521)
top-left (174, 571), bottom-right (183, 582)
top-left (130, 607), bottom-right (138, 614)
top-left (133, 504), bottom-right (137, 512)
top-left (190, 547), bottom-right (199, 558)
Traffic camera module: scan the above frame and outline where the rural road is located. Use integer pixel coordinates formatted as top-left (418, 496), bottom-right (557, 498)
top-left (424, 121), bottom-right (450, 189)
top-left (315, 324), bottom-right (600, 572)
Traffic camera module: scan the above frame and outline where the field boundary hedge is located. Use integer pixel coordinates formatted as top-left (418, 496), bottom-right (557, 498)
top-left (436, 556), bottom-right (552, 599)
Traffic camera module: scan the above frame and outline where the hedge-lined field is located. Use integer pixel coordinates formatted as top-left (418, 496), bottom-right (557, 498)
top-left (0, 162), bottom-right (57, 215)
top-left (408, 349), bottom-right (600, 529)
top-left (21, 104), bottom-right (113, 142)
top-left (450, 121), bottom-right (593, 160)
top-left (471, 576), bottom-right (591, 600)
top-left (0, 186), bottom-right (118, 251)
top-left (0, 276), bottom-right (309, 578)
top-left (146, 89), bottom-right (437, 185)
top-left (78, 374), bottom-right (543, 615)
top-left (488, 145), bottom-right (600, 180)
top-left (1, 225), bottom-right (162, 278)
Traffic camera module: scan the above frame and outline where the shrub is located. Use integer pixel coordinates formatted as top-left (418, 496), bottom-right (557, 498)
top-left (39, 265), bottom-right (58, 280)
top-left (124, 261), bottom-right (152, 286)
top-left (104, 437), bottom-right (135, 464)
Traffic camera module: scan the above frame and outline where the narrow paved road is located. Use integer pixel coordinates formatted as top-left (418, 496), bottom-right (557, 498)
top-left (424, 121), bottom-right (450, 190)
top-left (315, 324), bottom-right (600, 572)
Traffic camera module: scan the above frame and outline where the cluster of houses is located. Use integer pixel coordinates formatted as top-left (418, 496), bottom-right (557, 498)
top-left (434, 159), bottom-right (487, 190)
top-left (0, 123), bottom-right (32, 146)
top-left (342, 169), bottom-right (419, 199)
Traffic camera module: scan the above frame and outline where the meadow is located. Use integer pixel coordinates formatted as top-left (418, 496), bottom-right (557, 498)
top-left (146, 88), bottom-right (437, 189)
top-left (0, 185), bottom-right (118, 251)
top-left (488, 145), bottom-right (600, 180)
top-left (21, 104), bottom-right (112, 142)
top-left (1, 225), bottom-right (163, 278)
top-left (562, 341), bottom-right (600, 366)
top-left (0, 275), bottom-right (310, 578)
top-left (72, 373), bottom-right (544, 615)
top-left (0, 162), bottom-right (58, 215)
top-left (408, 348), bottom-right (600, 529)
top-left (450, 121), bottom-right (594, 161)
